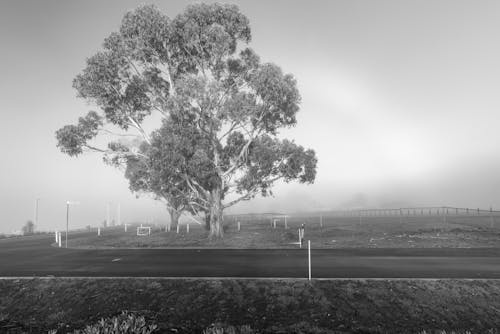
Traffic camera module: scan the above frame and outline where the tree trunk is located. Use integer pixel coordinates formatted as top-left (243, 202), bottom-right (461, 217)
top-left (208, 187), bottom-right (224, 239)
top-left (204, 213), bottom-right (210, 231)
top-left (167, 208), bottom-right (181, 232)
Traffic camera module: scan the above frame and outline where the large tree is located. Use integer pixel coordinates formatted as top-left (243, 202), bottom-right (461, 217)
top-left (56, 3), bottom-right (317, 238)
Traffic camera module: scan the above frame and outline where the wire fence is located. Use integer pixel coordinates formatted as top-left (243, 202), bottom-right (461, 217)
top-left (224, 206), bottom-right (500, 247)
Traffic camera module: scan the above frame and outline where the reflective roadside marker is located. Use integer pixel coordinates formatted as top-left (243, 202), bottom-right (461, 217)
top-left (308, 240), bottom-right (311, 281)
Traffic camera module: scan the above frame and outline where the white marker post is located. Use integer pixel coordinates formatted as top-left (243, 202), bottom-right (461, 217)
top-left (299, 229), bottom-right (302, 248)
top-left (124, 224), bottom-right (128, 232)
top-left (54, 231), bottom-right (58, 243)
top-left (187, 223), bottom-right (190, 234)
top-left (176, 224), bottom-right (180, 234)
top-left (308, 240), bottom-right (311, 281)
top-left (320, 215), bottom-right (323, 228)
top-left (273, 219), bottom-right (277, 229)
top-left (237, 221), bottom-right (241, 231)
top-left (284, 216), bottom-right (288, 229)
top-left (98, 227), bottom-right (101, 236)
top-left (58, 232), bottom-right (62, 247)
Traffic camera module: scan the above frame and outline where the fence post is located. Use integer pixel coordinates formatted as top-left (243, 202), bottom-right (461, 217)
top-left (97, 227), bottom-right (101, 236)
top-left (308, 240), bottom-right (311, 281)
top-left (238, 221), bottom-right (241, 231)
top-left (55, 231), bottom-right (58, 243)
top-left (187, 223), bottom-right (190, 234)
top-left (273, 219), bottom-right (277, 229)
top-left (58, 232), bottom-right (62, 247)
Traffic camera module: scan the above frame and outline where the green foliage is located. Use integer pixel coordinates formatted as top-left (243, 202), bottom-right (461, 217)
top-left (55, 111), bottom-right (103, 156)
top-left (70, 311), bottom-right (157, 334)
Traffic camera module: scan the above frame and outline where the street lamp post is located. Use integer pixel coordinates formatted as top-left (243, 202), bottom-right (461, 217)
top-left (66, 202), bottom-right (69, 248)
top-left (34, 198), bottom-right (40, 227)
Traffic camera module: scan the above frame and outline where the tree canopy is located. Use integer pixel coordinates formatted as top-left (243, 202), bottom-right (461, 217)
top-left (56, 3), bottom-right (317, 238)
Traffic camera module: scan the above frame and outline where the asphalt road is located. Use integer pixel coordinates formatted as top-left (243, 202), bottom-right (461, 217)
top-left (1, 234), bottom-right (500, 278)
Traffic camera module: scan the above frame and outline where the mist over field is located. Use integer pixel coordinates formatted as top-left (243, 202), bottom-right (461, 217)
top-left (2, 0), bottom-right (500, 233)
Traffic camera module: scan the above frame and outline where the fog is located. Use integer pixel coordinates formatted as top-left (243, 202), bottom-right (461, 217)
top-left (1, 0), bottom-right (500, 233)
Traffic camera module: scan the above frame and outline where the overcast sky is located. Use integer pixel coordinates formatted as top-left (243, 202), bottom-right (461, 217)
top-left (1, 0), bottom-right (500, 233)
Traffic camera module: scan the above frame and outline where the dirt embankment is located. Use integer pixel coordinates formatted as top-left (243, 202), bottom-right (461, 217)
top-left (1, 278), bottom-right (500, 333)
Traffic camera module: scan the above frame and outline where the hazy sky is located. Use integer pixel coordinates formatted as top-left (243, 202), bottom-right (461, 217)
top-left (1, 0), bottom-right (500, 233)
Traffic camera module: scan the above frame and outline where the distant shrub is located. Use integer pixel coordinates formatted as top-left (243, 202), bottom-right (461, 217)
top-left (70, 311), bottom-right (157, 334)
top-left (22, 220), bottom-right (35, 235)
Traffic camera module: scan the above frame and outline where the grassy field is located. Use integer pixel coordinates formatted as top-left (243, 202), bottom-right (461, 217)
top-left (66, 214), bottom-right (500, 249)
top-left (1, 278), bottom-right (499, 333)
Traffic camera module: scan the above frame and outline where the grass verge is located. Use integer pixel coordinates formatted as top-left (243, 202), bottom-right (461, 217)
top-left (1, 278), bottom-right (500, 333)
top-left (67, 216), bottom-right (500, 249)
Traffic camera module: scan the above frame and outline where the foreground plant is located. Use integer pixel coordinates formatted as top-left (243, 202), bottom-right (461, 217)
top-left (69, 311), bottom-right (157, 334)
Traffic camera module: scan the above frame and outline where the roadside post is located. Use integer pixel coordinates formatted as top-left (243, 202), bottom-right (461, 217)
top-left (237, 221), bottom-right (241, 231)
top-left (176, 224), bottom-right (180, 234)
top-left (308, 240), bottom-right (311, 281)
top-left (187, 223), bottom-right (190, 234)
top-left (320, 215), bottom-right (323, 228)
top-left (98, 227), bottom-right (101, 236)
top-left (298, 229), bottom-right (302, 248)
top-left (58, 232), bottom-right (62, 247)
top-left (54, 231), bottom-right (58, 243)
top-left (284, 216), bottom-right (288, 229)
top-left (273, 219), bottom-right (277, 229)
top-left (490, 207), bottom-right (494, 228)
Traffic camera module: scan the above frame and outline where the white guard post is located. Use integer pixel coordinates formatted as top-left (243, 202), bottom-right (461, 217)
top-left (308, 240), bottom-right (311, 281)
top-left (58, 232), bottom-right (62, 247)
top-left (97, 227), bottom-right (101, 236)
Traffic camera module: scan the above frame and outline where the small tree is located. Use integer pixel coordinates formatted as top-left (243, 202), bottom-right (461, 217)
top-left (56, 4), bottom-right (317, 238)
top-left (22, 220), bottom-right (34, 235)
